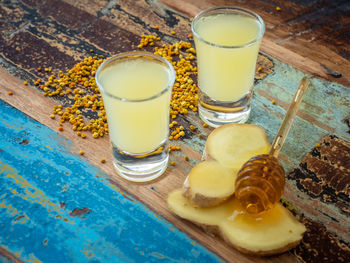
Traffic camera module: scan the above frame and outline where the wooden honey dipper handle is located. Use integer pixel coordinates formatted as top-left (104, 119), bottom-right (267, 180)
top-left (235, 77), bottom-right (311, 215)
top-left (269, 77), bottom-right (311, 158)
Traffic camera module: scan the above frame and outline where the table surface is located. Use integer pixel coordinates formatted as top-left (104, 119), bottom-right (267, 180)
top-left (0, 1), bottom-right (350, 263)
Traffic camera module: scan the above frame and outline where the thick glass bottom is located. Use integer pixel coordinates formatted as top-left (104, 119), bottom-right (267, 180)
top-left (111, 141), bottom-right (169, 182)
top-left (198, 90), bottom-right (252, 128)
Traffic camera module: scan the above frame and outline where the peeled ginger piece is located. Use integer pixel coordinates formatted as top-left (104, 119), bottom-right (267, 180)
top-left (182, 160), bottom-right (238, 207)
top-left (204, 123), bottom-right (271, 168)
top-left (221, 200), bottom-right (306, 256)
top-left (167, 189), bottom-right (306, 256)
top-left (168, 189), bottom-right (235, 227)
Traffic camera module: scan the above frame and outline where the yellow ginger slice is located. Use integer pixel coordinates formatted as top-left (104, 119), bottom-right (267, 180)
top-left (221, 200), bottom-right (306, 255)
top-left (168, 189), bottom-right (234, 226)
top-left (182, 160), bottom-right (238, 207)
top-left (167, 189), bottom-right (306, 256)
top-left (204, 123), bottom-right (271, 169)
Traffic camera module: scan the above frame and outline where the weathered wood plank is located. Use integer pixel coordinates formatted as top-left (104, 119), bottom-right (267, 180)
top-left (0, 99), bottom-right (224, 263)
top-left (160, 0), bottom-right (350, 87)
top-left (1, 51), bottom-right (350, 262)
top-left (0, 0), bottom-right (350, 262)
top-left (0, 68), bottom-right (276, 263)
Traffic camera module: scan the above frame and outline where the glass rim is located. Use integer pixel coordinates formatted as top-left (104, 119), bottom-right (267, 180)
top-left (95, 51), bottom-right (175, 102)
top-left (191, 6), bottom-right (265, 49)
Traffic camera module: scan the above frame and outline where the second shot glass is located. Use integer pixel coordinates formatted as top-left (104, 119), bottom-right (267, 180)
top-left (192, 7), bottom-right (265, 127)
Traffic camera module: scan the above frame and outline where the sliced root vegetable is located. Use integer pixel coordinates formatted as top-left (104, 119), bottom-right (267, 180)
top-left (182, 160), bottom-right (238, 207)
top-left (204, 123), bottom-right (271, 169)
top-left (167, 189), bottom-right (306, 256)
top-left (220, 200), bottom-right (306, 256)
top-left (168, 189), bottom-right (234, 227)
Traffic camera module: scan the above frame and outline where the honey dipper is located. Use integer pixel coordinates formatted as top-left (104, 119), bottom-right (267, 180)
top-left (235, 77), bottom-right (311, 215)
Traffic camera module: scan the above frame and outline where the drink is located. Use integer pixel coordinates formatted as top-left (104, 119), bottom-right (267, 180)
top-left (195, 14), bottom-right (262, 102)
top-left (96, 52), bottom-right (175, 182)
top-left (100, 59), bottom-right (170, 153)
top-left (192, 7), bottom-right (265, 127)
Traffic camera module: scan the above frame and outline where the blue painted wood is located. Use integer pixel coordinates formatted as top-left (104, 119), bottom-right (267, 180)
top-left (0, 255), bottom-right (12, 263)
top-left (183, 57), bottom-right (350, 174)
top-left (249, 57), bottom-right (350, 172)
top-left (0, 100), bottom-right (223, 263)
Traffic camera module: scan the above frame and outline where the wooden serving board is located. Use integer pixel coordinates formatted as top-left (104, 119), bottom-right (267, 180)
top-left (0, 1), bottom-right (349, 262)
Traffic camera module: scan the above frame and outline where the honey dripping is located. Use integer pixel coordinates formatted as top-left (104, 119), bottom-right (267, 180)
top-left (235, 77), bottom-right (311, 215)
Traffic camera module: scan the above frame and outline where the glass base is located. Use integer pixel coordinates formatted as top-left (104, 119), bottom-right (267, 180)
top-left (112, 141), bottom-right (169, 182)
top-left (198, 90), bottom-right (252, 128)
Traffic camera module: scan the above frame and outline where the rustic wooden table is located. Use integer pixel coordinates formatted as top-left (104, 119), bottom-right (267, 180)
top-left (0, 1), bottom-right (349, 262)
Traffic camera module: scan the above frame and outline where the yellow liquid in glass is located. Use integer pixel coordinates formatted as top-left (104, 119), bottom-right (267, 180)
top-left (194, 13), bottom-right (262, 102)
top-left (99, 59), bottom-right (171, 154)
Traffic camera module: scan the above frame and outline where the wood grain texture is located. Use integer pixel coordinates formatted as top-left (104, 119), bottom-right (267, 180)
top-left (1, 46), bottom-right (350, 263)
top-left (1, 0), bottom-right (350, 262)
top-left (0, 69), bottom-right (281, 263)
top-left (0, 99), bottom-right (225, 263)
top-left (160, 0), bottom-right (350, 87)
top-left (0, 246), bottom-right (23, 263)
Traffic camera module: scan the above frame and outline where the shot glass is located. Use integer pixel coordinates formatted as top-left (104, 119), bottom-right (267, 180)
top-left (95, 51), bottom-right (175, 182)
top-left (192, 7), bottom-right (265, 127)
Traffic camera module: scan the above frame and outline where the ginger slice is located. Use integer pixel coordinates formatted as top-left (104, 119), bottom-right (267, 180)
top-left (221, 199), bottom-right (306, 256)
top-left (204, 123), bottom-right (271, 169)
top-left (168, 189), bottom-right (234, 226)
top-left (182, 160), bottom-right (238, 207)
top-left (167, 189), bottom-right (306, 256)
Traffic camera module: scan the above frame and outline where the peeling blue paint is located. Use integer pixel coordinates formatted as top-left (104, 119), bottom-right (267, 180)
top-left (250, 57), bottom-right (350, 171)
top-left (181, 57), bottom-right (350, 174)
top-left (1, 55), bottom-right (349, 262)
top-left (0, 255), bottom-right (12, 263)
top-left (0, 100), bottom-right (223, 263)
